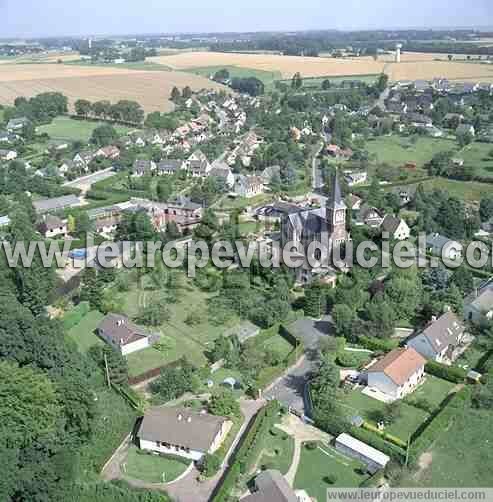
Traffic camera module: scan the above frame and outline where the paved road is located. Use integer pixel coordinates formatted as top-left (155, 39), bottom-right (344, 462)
top-left (311, 141), bottom-right (325, 191)
top-left (264, 316), bottom-right (332, 416)
top-left (63, 167), bottom-right (116, 194)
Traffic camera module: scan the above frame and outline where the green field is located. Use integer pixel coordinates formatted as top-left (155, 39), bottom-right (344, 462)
top-left (257, 427), bottom-right (295, 475)
top-left (186, 65), bottom-right (282, 89)
top-left (124, 446), bottom-right (190, 483)
top-left (277, 73), bottom-right (379, 89)
top-left (37, 116), bottom-right (135, 142)
top-left (295, 443), bottom-right (369, 498)
top-left (66, 310), bottom-right (105, 353)
top-left (366, 136), bottom-right (457, 168)
top-left (424, 177), bottom-right (493, 201)
top-left (67, 60), bottom-right (172, 72)
top-left (402, 407), bottom-right (493, 487)
top-left (460, 142), bottom-right (493, 178)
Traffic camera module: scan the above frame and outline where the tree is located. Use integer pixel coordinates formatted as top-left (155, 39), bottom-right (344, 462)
top-left (171, 86), bottom-right (181, 102)
top-left (149, 358), bottom-right (200, 401)
top-left (304, 282), bottom-right (323, 318)
top-left (473, 372), bottom-right (493, 410)
top-left (332, 304), bottom-right (356, 338)
top-left (182, 86), bottom-right (192, 99)
top-left (91, 124), bottom-right (118, 147)
top-left (457, 130), bottom-right (473, 147)
top-left (92, 100), bottom-right (111, 119)
top-left (156, 178), bottom-right (173, 202)
top-left (450, 265), bottom-right (474, 295)
top-left (291, 72), bottom-right (303, 90)
top-left (74, 211), bottom-right (92, 238)
top-left (80, 267), bottom-right (103, 310)
top-left (74, 99), bottom-right (92, 118)
top-left (208, 390), bottom-right (241, 417)
top-left (213, 68), bottom-right (230, 82)
top-left (136, 297), bottom-right (171, 326)
top-left (88, 344), bottom-right (129, 386)
top-left (376, 73), bottom-right (389, 93)
top-left (200, 453), bottom-right (222, 477)
top-left (480, 194), bottom-right (493, 222)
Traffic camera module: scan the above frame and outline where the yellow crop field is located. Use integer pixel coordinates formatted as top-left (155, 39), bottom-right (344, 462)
top-left (150, 50), bottom-right (493, 83)
top-left (0, 63), bottom-right (226, 112)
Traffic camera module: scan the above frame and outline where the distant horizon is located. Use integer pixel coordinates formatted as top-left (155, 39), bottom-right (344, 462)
top-left (2, 0), bottom-right (492, 40)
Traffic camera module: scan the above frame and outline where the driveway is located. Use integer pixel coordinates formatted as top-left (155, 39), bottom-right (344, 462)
top-left (263, 316), bottom-right (332, 416)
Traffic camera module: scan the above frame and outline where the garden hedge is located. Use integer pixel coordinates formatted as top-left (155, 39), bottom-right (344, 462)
top-left (349, 426), bottom-right (406, 464)
top-left (358, 336), bottom-right (399, 353)
top-left (425, 361), bottom-right (467, 383)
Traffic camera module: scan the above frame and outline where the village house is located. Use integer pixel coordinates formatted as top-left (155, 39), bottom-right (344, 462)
top-left (381, 215), bottom-right (410, 241)
top-left (132, 159), bottom-right (156, 177)
top-left (95, 217), bottom-right (119, 235)
top-left (464, 279), bottom-right (493, 323)
top-left (163, 196), bottom-right (203, 232)
top-left (426, 233), bottom-right (463, 261)
top-left (0, 130), bottom-right (18, 144)
top-left (356, 204), bottom-right (385, 227)
top-left (344, 170), bottom-right (368, 187)
top-left (95, 145), bottom-right (120, 159)
top-left (261, 165), bottom-right (281, 185)
top-left (7, 117), bottom-right (29, 132)
top-left (233, 175), bottom-right (265, 198)
top-left (97, 313), bottom-right (152, 355)
top-left (157, 159), bottom-right (185, 176)
top-left (0, 149), bottom-right (18, 161)
top-left (136, 406), bottom-right (231, 461)
top-left (407, 311), bottom-right (465, 362)
top-left (255, 202), bottom-right (303, 223)
top-left (73, 150), bottom-right (95, 169)
top-left (36, 214), bottom-right (68, 239)
top-left (327, 144), bottom-right (353, 160)
top-left (241, 470), bottom-right (310, 502)
top-left (365, 347), bottom-right (426, 400)
top-left (209, 163), bottom-right (235, 188)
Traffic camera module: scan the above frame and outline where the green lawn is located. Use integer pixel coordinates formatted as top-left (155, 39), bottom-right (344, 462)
top-left (257, 427), bottom-right (295, 475)
top-left (411, 376), bottom-right (455, 409)
top-left (365, 136), bottom-right (457, 168)
top-left (339, 390), bottom-right (428, 441)
top-left (459, 142), bottom-right (493, 178)
top-left (424, 177), bottom-right (493, 202)
top-left (402, 407), bottom-right (493, 487)
top-left (295, 443), bottom-right (369, 498)
top-left (66, 310), bottom-right (105, 353)
top-left (124, 446), bottom-right (190, 484)
top-left (187, 65), bottom-right (281, 90)
top-left (37, 116), bottom-right (135, 142)
top-left (67, 60), bottom-right (172, 71)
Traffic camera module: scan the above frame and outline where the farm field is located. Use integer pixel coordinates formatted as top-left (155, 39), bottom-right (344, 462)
top-left (0, 63), bottom-right (226, 112)
top-left (365, 135), bottom-right (456, 168)
top-left (402, 407), bottom-right (493, 487)
top-left (186, 65), bottom-right (282, 89)
top-left (149, 51), bottom-right (493, 82)
top-left (294, 443), bottom-right (369, 498)
top-left (38, 116), bottom-right (135, 142)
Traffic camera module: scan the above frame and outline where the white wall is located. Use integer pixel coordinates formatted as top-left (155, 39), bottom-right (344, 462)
top-left (139, 439), bottom-right (203, 461)
top-left (367, 372), bottom-right (399, 399)
top-left (121, 337), bottom-right (150, 356)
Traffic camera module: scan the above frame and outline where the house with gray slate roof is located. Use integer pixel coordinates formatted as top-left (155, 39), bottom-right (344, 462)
top-left (97, 313), bottom-right (152, 355)
top-left (136, 406), bottom-right (230, 461)
top-left (407, 311), bottom-right (465, 362)
top-left (241, 470), bottom-right (301, 502)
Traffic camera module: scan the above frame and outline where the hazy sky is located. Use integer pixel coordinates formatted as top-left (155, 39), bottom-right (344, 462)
top-left (2, 0), bottom-right (493, 38)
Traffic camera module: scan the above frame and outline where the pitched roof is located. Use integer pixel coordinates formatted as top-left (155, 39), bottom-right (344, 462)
top-left (327, 173), bottom-right (346, 211)
top-left (417, 311), bottom-right (465, 353)
top-left (33, 194), bottom-right (81, 214)
top-left (368, 348), bottom-right (426, 385)
top-left (137, 407), bottom-right (228, 452)
top-left (470, 288), bottom-right (493, 313)
top-left (37, 214), bottom-right (66, 232)
top-left (242, 470), bottom-right (298, 502)
top-left (97, 313), bottom-right (149, 346)
top-left (381, 215), bottom-right (403, 234)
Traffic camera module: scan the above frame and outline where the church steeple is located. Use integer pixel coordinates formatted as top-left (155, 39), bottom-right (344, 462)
top-left (326, 172), bottom-right (346, 232)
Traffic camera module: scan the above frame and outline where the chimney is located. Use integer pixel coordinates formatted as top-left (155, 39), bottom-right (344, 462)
top-left (177, 414), bottom-right (183, 421)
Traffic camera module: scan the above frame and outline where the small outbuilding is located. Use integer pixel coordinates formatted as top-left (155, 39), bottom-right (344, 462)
top-left (335, 433), bottom-right (390, 474)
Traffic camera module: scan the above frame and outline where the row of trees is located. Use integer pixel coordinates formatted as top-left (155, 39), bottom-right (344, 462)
top-left (4, 92), bottom-right (68, 124)
top-left (74, 98), bottom-right (145, 124)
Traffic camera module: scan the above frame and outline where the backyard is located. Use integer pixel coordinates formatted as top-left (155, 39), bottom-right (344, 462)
top-left (123, 446), bottom-right (191, 484)
top-left (66, 309), bottom-right (105, 353)
top-left (294, 442), bottom-right (369, 499)
top-left (37, 116), bottom-right (135, 142)
top-left (255, 426), bottom-right (295, 475)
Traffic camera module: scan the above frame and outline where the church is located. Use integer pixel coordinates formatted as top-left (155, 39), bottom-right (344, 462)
top-left (280, 173), bottom-right (350, 284)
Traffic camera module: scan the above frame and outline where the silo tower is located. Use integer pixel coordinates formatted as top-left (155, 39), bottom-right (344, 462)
top-left (395, 43), bottom-right (402, 63)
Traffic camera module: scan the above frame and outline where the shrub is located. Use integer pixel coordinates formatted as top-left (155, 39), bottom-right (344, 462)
top-left (350, 427), bottom-right (406, 463)
top-left (358, 336), bottom-right (398, 352)
top-left (62, 301), bottom-right (90, 330)
top-left (324, 474), bottom-right (338, 484)
top-left (200, 453), bottom-right (222, 478)
top-left (425, 361), bottom-right (467, 383)
top-left (305, 441), bottom-right (318, 450)
top-left (336, 352), bottom-right (361, 367)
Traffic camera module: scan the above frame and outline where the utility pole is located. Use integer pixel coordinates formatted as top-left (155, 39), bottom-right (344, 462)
top-left (104, 352), bottom-right (111, 388)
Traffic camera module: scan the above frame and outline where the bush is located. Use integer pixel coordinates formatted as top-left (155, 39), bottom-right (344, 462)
top-left (305, 441), bottom-right (318, 450)
top-left (200, 453), bottom-right (222, 478)
top-left (358, 336), bottom-right (398, 352)
top-left (425, 361), bottom-right (467, 383)
top-left (350, 427), bottom-right (406, 463)
top-left (336, 352), bottom-right (361, 367)
top-left (324, 474), bottom-right (338, 485)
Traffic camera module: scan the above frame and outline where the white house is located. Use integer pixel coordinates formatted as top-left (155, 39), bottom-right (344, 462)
top-left (96, 313), bottom-right (151, 355)
top-left (426, 233), bottom-right (463, 261)
top-left (366, 348), bottom-right (426, 400)
top-left (0, 149), bottom-right (18, 161)
top-left (344, 170), bottom-right (368, 187)
top-left (136, 407), bottom-right (231, 461)
top-left (36, 214), bottom-right (67, 239)
top-left (381, 215), bottom-right (410, 241)
top-left (407, 311), bottom-right (465, 362)
top-left (464, 279), bottom-right (493, 323)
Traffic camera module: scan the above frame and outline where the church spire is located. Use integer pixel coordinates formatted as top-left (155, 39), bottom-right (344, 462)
top-left (327, 171), bottom-right (346, 210)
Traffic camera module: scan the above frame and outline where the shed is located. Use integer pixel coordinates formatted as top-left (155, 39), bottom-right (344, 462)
top-left (335, 433), bottom-right (390, 473)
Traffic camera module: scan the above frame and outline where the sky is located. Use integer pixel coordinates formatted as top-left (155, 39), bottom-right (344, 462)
top-left (1, 0), bottom-right (493, 39)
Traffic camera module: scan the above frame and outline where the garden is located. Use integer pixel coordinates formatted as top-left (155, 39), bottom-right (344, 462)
top-left (294, 442), bottom-right (370, 499)
top-left (255, 426), bottom-right (295, 475)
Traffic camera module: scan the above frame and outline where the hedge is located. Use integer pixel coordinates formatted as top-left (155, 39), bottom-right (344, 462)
top-left (360, 469), bottom-right (384, 488)
top-left (62, 301), bottom-right (90, 330)
top-left (212, 401), bottom-right (280, 502)
top-left (410, 387), bottom-right (470, 455)
top-left (349, 426), bottom-right (406, 464)
top-left (362, 421), bottom-right (408, 449)
top-left (358, 336), bottom-right (399, 353)
top-left (425, 361), bottom-right (467, 383)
